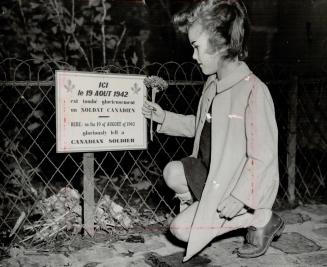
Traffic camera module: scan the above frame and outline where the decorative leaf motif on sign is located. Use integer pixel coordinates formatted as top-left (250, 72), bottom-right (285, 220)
top-left (64, 79), bottom-right (75, 93)
top-left (131, 82), bottom-right (141, 94)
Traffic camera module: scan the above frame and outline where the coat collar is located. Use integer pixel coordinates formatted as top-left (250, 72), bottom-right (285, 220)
top-left (205, 61), bottom-right (253, 94)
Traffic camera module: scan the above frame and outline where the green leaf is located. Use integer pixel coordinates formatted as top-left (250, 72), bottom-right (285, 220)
top-left (75, 17), bottom-right (84, 26)
top-left (32, 110), bottom-right (44, 119)
top-left (105, 14), bottom-right (111, 21)
top-left (65, 25), bottom-right (76, 34)
top-left (89, 0), bottom-right (101, 7)
top-left (68, 42), bottom-right (80, 51)
top-left (53, 41), bottom-right (61, 49)
top-left (30, 27), bottom-right (42, 34)
top-left (51, 26), bottom-right (58, 34)
top-left (131, 52), bottom-right (138, 65)
top-left (30, 42), bottom-right (45, 52)
top-left (94, 14), bottom-right (102, 23)
top-left (27, 122), bottom-right (41, 132)
top-left (30, 53), bottom-right (44, 63)
top-left (52, 53), bottom-right (64, 61)
top-left (28, 93), bottom-right (42, 104)
top-left (107, 37), bottom-right (117, 49)
top-left (93, 33), bottom-right (101, 41)
top-left (30, 3), bottom-right (40, 9)
top-left (32, 15), bottom-right (45, 20)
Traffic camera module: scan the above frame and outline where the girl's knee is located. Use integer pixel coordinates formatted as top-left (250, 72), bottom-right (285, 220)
top-left (163, 161), bottom-right (185, 190)
top-left (170, 216), bottom-right (189, 242)
top-left (163, 161), bottom-right (181, 179)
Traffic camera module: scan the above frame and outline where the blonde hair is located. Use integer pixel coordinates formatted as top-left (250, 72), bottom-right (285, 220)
top-left (173, 0), bottom-right (250, 60)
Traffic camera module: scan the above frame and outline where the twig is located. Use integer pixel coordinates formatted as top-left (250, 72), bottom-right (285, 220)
top-left (72, 35), bottom-right (91, 69)
top-left (71, 0), bottom-right (75, 28)
top-left (24, 223), bottom-right (44, 230)
top-left (10, 211), bottom-right (26, 237)
top-left (37, 211), bottom-right (70, 234)
top-left (138, 161), bottom-right (161, 177)
top-left (143, 76), bottom-right (168, 141)
top-left (4, 150), bottom-right (38, 197)
top-left (20, 234), bottom-right (35, 243)
top-left (158, 0), bottom-right (171, 18)
top-left (150, 87), bottom-right (158, 141)
top-left (48, 225), bottom-right (67, 238)
top-left (51, 0), bottom-right (64, 31)
top-left (20, 211), bottom-right (71, 243)
top-left (4, 192), bottom-right (20, 199)
top-left (89, 27), bottom-right (94, 69)
top-left (17, 0), bottom-right (28, 43)
top-left (112, 23), bottom-right (127, 63)
top-left (44, 49), bottom-right (62, 69)
top-left (101, 0), bottom-right (107, 66)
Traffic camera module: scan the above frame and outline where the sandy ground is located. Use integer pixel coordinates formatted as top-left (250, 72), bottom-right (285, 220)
top-left (1, 204), bottom-right (327, 267)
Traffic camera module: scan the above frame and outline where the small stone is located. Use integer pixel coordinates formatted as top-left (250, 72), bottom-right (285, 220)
top-left (82, 262), bottom-right (100, 267)
top-left (277, 211), bottom-right (310, 224)
top-left (144, 252), bottom-right (171, 267)
top-left (295, 251), bottom-right (327, 266)
top-left (125, 235), bottom-right (145, 243)
top-left (144, 251), bottom-right (212, 267)
top-left (313, 227), bottom-right (327, 238)
top-left (300, 205), bottom-right (327, 217)
top-left (114, 239), bottom-right (165, 254)
top-left (271, 232), bottom-right (321, 254)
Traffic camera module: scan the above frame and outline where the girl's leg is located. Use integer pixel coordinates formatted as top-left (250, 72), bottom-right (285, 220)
top-left (170, 202), bottom-right (199, 242)
top-left (163, 161), bottom-right (193, 211)
top-left (170, 203), bottom-right (255, 243)
top-left (163, 161), bottom-right (188, 193)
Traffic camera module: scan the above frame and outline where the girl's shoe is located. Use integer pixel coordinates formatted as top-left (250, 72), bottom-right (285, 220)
top-left (237, 213), bottom-right (284, 258)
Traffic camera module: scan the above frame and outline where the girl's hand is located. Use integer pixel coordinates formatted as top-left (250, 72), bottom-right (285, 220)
top-left (217, 195), bottom-right (244, 219)
top-left (142, 100), bottom-right (165, 124)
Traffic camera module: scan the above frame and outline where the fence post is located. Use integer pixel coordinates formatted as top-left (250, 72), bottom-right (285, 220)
top-left (287, 76), bottom-right (298, 206)
top-left (83, 152), bottom-right (95, 237)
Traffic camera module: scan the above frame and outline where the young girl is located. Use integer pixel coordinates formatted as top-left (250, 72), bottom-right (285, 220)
top-left (142, 0), bottom-right (284, 262)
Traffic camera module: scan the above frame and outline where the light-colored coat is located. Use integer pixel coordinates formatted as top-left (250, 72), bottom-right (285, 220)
top-left (157, 62), bottom-right (279, 260)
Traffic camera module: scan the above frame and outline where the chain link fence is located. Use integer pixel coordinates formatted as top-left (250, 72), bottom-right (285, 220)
top-left (0, 58), bottom-right (326, 253)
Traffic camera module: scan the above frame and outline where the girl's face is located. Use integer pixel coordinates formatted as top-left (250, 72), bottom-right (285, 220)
top-left (188, 22), bottom-right (223, 75)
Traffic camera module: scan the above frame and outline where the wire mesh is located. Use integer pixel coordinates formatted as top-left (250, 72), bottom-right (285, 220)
top-left (0, 58), bottom-right (326, 253)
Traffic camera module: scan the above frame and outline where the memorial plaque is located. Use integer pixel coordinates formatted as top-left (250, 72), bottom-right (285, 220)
top-left (56, 71), bottom-right (147, 152)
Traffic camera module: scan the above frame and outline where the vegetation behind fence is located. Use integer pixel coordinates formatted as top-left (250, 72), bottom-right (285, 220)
top-left (0, 58), bottom-right (326, 251)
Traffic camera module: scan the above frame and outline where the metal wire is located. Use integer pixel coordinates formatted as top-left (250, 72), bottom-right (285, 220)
top-left (0, 58), bottom-right (326, 251)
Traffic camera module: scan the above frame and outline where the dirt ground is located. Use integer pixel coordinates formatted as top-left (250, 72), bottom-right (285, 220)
top-left (1, 204), bottom-right (327, 267)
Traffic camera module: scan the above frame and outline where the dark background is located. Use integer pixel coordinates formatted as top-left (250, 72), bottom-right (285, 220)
top-left (144, 0), bottom-right (327, 77)
top-left (1, 0), bottom-right (327, 76)
top-left (0, 0), bottom-right (326, 208)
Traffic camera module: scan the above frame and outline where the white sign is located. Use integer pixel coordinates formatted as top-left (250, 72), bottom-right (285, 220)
top-left (55, 71), bottom-right (147, 153)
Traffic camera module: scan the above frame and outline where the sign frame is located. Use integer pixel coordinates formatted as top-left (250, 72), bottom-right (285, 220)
top-left (55, 70), bottom-right (148, 153)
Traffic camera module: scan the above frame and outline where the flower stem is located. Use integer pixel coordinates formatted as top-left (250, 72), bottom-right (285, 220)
top-left (150, 87), bottom-right (158, 141)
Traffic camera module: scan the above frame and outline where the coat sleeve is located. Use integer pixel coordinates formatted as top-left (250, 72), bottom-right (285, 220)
top-left (156, 111), bottom-right (196, 137)
top-left (231, 81), bottom-right (278, 209)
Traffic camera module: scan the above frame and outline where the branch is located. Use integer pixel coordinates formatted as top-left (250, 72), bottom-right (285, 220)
top-left (101, 0), bottom-right (107, 66)
top-left (71, 0), bottom-right (75, 28)
top-left (72, 35), bottom-right (91, 69)
top-left (51, 0), bottom-right (64, 31)
top-left (4, 150), bottom-right (38, 197)
top-left (17, 0), bottom-right (27, 29)
top-left (112, 23), bottom-right (127, 63)
top-left (159, 0), bottom-right (171, 19)
top-left (44, 49), bottom-right (62, 69)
